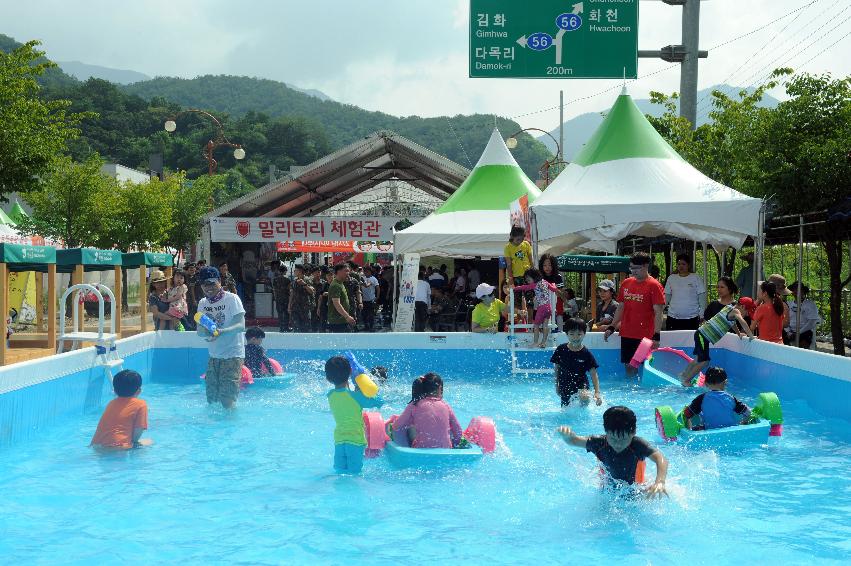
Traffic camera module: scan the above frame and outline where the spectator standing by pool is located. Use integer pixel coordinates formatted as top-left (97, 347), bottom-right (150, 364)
top-left (735, 251), bottom-right (764, 299)
top-left (605, 253), bottom-right (665, 376)
top-left (471, 283), bottom-right (512, 333)
top-left (147, 270), bottom-right (178, 330)
top-left (219, 261), bottom-right (237, 294)
top-left (704, 276), bottom-right (738, 322)
top-left (750, 281), bottom-right (786, 344)
top-left (414, 272), bottom-right (432, 332)
top-left (273, 263), bottom-right (291, 332)
top-left (318, 267), bottom-right (334, 332)
top-left (664, 253), bottom-right (706, 331)
top-left (467, 266), bottom-right (481, 293)
top-left (328, 263), bottom-right (357, 332)
top-left (345, 261), bottom-right (364, 330)
top-left (539, 254), bottom-right (565, 331)
top-left (784, 281), bottom-right (821, 349)
top-left (196, 266), bottom-right (246, 409)
top-left (360, 265), bottom-right (379, 331)
top-left (310, 266), bottom-right (327, 332)
top-left (288, 264), bottom-right (315, 333)
top-left (184, 263), bottom-right (199, 324)
top-left (591, 279), bottom-right (619, 332)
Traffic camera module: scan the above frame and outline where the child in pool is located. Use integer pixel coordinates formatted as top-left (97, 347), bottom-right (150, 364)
top-left (244, 327), bottom-right (275, 377)
top-left (680, 300), bottom-right (753, 386)
top-left (91, 369), bottom-right (151, 450)
top-left (550, 317), bottom-right (602, 407)
top-left (513, 268), bottom-right (560, 348)
top-left (558, 406), bottom-right (668, 498)
top-left (682, 367), bottom-right (751, 430)
top-left (326, 355), bottom-right (383, 474)
top-left (392, 373), bottom-right (463, 449)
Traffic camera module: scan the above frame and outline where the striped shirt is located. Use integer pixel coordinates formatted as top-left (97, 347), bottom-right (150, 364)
top-left (698, 304), bottom-right (736, 344)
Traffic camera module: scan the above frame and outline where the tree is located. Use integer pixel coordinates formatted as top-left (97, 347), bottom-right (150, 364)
top-left (0, 40), bottom-right (92, 201)
top-left (16, 154), bottom-right (114, 247)
top-left (162, 172), bottom-right (217, 257)
top-left (748, 72), bottom-right (851, 354)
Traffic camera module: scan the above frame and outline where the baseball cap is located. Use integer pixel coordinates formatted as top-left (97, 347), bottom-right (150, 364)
top-left (597, 279), bottom-right (616, 292)
top-left (737, 296), bottom-right (757, 317)
top-left (475, 282), bottom-right (496, 299)
top-left (198, 266), bottom-right (221, 284)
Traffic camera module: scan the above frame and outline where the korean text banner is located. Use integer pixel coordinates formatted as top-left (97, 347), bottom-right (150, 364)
top-left (210, 217), bottom-right (402, 243)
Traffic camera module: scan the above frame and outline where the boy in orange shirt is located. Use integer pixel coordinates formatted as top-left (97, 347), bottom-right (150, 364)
top-left (90, 369), bottom-right (150, 450)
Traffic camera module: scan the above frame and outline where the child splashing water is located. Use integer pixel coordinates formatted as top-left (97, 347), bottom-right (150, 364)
top-left (551, 317), bottom-right (603, 407)
top-left (513, 268), bottom-right (559, 348)
top-left (392, 373), bottom-right (463, 449)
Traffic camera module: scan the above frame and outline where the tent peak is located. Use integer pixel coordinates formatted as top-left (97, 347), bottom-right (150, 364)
top-left (475, 128), bottom-right (521, 168)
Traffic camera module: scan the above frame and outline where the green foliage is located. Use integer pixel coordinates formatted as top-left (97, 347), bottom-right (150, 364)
top-left (16, 155), bottom-right (114, 248)
top-left (122, 75), bottom-right (553, 178)
top-left (163, 173), bottom-right (216, 254)
top-left (0, 40), bottom-right (93, 201)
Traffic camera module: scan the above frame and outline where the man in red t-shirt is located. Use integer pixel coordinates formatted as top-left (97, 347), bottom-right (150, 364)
top-left (605, 252), bottom-right (666, 376)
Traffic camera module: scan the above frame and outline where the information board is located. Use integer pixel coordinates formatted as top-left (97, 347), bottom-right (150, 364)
top-left (469, 0), bottom-right (638, 79)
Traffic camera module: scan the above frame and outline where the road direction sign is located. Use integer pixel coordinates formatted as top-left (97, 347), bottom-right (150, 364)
top-left (469, 0), bottom-right (638, 79)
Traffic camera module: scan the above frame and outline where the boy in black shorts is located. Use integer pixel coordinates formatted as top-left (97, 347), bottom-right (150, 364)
top-left (550, 317), bottom-right (602, 406)
top-left (558, 406), bottom-right (668, 498)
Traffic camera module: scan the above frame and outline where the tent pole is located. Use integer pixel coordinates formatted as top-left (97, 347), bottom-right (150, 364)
top-left (0, 262), bottom-right (7, 366)
top-left (702, 242), bottom-right (708, 290)
top-left (47, 264), bottom-right (56, 350)
top-left (391, 250), bottom-right (398, 330)
top-left (795, 215), bottom-right (803, 347)
top-left (754, 204), bottom-right (766, 299)
top-left (530, 209), bottom-right (539, 266)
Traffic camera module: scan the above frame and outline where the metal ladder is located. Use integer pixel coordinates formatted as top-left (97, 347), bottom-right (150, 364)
top-left (58, 284), bottom-right (123, 381)
top-left (507, 287), bottom-right (558, 375)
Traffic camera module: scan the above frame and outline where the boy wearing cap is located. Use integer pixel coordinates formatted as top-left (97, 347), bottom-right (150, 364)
top-left (196, 266), bottom-right (246, 409)
top-left (471, 283), bottom-right (512, 333)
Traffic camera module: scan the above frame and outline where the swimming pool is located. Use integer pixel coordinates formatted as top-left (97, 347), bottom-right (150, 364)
top-left (1, 332), bottom-right (851, 564)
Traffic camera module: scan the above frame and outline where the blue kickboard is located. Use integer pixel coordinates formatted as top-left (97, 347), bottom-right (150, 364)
top-left (384, 441), bottom-right (484, 469)
top-left (675, 420), bottom-right (772, 450)
top-left (640, 362), bottom-right (683, 388)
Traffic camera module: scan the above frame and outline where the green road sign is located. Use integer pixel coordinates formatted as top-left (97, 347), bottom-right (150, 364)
top-left (469, 0), bottom-right (638, 79)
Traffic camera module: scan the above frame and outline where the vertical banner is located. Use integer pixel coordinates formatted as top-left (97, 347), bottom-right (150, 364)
top-left (509, 194), bottom-right (531, 242)
top-left (393, 253), bottom-right (420, 332)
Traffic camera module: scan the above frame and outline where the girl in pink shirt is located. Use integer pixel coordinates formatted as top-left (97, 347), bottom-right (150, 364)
top-left (393, 373), bottom-right (463, 449)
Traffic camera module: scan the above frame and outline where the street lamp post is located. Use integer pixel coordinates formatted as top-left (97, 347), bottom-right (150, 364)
top-left (505, 128), bottom-right (563, 186)
top-left (164, 109), bottom-right (245, 176)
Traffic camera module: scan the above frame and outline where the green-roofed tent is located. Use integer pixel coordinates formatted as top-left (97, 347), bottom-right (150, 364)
top-left (9, 201), bottom-right (29, 225)
top-left (531, 88), bottom-right (762, 255)
top-left (121, 251), bottom-right (174, 267)
top-left (0, 243), bottom-right (57, 271)
top-left (0, 208), bottom-right (15, 226)
top-left (395, 129), bottom-right (542, 257)
top-left (56, 248), bottom-right (123, 272)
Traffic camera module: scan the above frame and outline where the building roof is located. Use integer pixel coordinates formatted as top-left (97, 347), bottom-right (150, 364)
top-left (209, 131), bottom-right (470, 219)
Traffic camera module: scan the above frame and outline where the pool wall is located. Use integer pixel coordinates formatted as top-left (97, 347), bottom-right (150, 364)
top-left (1, 330), bottom-right (850, 446)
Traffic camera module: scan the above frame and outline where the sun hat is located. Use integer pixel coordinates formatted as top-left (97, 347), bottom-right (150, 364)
top-left (475, 282), bottom-right (496, 299)
top-left (198, 266), bottom-right (221, 284)
top-left (768, 274), bottom-right (792, 296)
top-left (597, 279), bottom-right (616, 292)
top-left (148, 269), bottom-right (168, 284)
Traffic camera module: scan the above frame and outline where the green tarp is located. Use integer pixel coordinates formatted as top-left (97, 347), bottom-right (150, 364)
top-left (0, 243), bottom-right (57, 272)
top-left (9, 202), bottom-right (28, 224)
top-left (56, 248), bottom-right (123, 272)
top-left (557, 254), bottom-right (630, 273)
top-left (0, 208), bottom-right (15, 226)
top-left (121, 251), bottom-right (174, 268)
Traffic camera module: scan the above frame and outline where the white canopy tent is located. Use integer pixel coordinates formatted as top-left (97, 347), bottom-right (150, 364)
top-left (531, 88), bottom-right (763, 256)
top-left (394, 129), bottom-right (542, 258)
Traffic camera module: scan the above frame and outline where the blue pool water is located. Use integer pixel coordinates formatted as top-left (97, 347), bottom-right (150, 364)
top-left (2, 349), bottom-right (851, 564)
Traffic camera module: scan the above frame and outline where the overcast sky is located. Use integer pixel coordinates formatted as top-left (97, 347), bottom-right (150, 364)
top-left (3, 0), bottom-right (850, 128)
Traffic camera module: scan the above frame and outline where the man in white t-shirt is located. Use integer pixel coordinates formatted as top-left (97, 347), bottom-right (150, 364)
top-left (664, 253), bottom-right (706, 331)
top-left (415, 273), bottom-right (432, 331)
top-left (467, 267), bottom-right (481, 293)
top-left (196, 266), bottom-right (246, 409)
top-left (360, 265), bottom-right (380, 331)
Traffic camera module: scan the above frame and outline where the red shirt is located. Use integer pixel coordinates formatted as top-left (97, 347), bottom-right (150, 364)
top-left (753, 303), bottom-right (784, 344)
top-left (617, 276), bottom-right (665, 339)
top-left (91, 397), bottom-right (148, 449)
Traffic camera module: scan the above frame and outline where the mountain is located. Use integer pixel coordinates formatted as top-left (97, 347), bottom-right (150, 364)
top-left (58, 61), bottom-right (151, 84)
top-left (122, 74), bottom-right (553, 178)
top-left (539, 86), bottom-right (782, 159)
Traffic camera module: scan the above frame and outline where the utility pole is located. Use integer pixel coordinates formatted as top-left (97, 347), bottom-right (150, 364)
top-left (638, 0), bottom-right (706, 129)
top-left (559, 90), bottom-right (564, 162)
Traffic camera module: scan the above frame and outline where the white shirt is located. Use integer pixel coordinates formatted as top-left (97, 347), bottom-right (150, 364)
top-left (361, 275), bottom-right (379, 302)
top-left (787, 299), bottom-right (821, 334)
top-left (664, 273), bottom-right (706, 319)
top-left (428, 272), bottom-right (445, 282)
top-left (415, 280), bottom-right (432, 303)
top-left (197, 292), bottom-right (246, 359)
